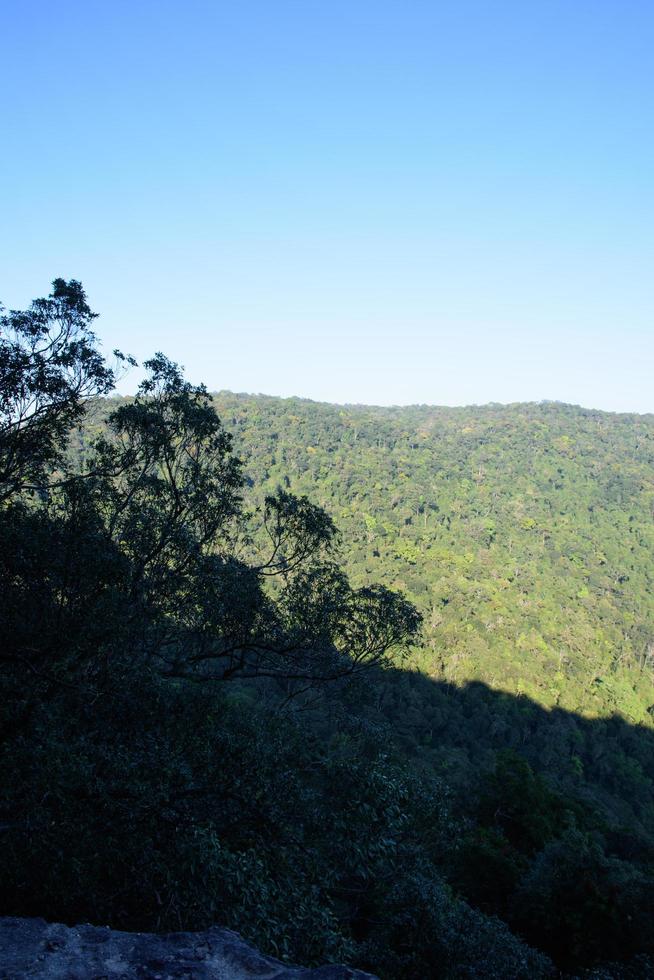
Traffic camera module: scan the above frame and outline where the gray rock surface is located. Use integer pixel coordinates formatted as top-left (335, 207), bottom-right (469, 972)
top-left (0, 917), bottom-right (378, 980)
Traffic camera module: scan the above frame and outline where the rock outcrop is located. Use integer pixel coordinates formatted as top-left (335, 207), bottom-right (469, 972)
top-left (0, 917), bottom-right (378, 980)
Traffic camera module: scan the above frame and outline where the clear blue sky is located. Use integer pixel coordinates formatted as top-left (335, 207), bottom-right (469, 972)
top-left (2, 1), bottom-right (653, 411)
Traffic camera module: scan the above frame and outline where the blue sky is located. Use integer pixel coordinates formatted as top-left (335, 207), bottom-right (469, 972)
top-left (2, 1), bottom-right (653, 411)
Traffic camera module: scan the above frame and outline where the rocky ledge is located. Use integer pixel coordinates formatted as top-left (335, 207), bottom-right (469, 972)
top-left (0, 917), bottom-right (378, 980)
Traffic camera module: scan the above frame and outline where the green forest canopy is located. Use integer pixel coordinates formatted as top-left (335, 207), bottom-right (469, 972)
top-left (205, 390), bottom-right (654, 723)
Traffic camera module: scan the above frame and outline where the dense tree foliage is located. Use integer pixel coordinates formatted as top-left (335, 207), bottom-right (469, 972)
top-left (0, 289), bottom-right (419, 705)
top-left (207, 391), bottom-right (654, 721)
top-left (1, 281), bottom-right (654, 978)
top-left (0, 280), bottom-right (117, 501)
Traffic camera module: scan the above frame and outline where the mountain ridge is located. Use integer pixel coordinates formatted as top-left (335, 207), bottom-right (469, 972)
top-left (204, 390), bottom-right (654, 419)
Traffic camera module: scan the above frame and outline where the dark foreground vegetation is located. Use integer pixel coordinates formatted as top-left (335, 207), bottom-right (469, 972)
top-left (1, 282), bottom-right (653, 978)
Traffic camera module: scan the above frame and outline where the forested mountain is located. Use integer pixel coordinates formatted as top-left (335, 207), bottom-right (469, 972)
top-left (208, 392), bottom-right (654, 723)
top-left (3, 283), bottom-right (654, 979)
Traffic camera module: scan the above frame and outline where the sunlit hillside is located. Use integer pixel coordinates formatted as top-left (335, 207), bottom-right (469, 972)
top-left (208, 392), bottom-right (654, 724)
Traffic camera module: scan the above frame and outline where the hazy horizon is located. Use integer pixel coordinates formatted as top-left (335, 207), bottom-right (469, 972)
top-left (102, 380), bottom-right (654, 419)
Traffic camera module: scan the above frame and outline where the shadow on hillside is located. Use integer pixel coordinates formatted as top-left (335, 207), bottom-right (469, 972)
top-left (354, 667), bottom-right (654, 836)
top-left (336, 667), bottom-right (654, 972)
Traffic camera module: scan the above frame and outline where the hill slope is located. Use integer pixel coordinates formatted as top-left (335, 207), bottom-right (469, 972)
top-left (210, 394), bottom-right (654, 722)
